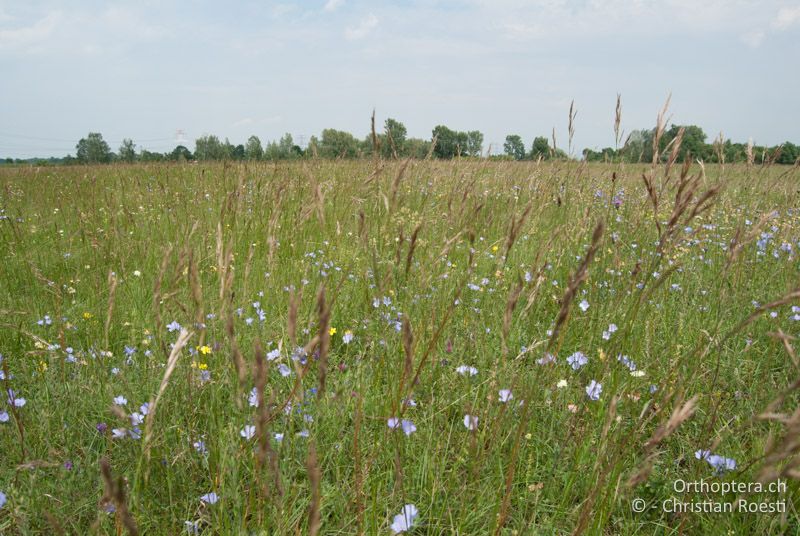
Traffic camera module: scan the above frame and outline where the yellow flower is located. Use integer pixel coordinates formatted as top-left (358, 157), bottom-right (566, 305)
top-left (198, 363), bottom-right (208, 370)
top-left (39, 361), bottom-right (48, 372)
top-left (492, 245), bottom-right (499, 252)
top-left (199, 345), bottom-right (211, 355)
top-left (83, 312), bottom-right (93, 319)
top-left (329, 327), bottom-right (337, 336)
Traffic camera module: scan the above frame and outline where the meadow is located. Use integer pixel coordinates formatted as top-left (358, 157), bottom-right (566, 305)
top-left (0, 155), bottom-right (798, 534)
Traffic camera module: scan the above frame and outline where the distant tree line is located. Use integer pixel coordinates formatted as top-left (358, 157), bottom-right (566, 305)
top-left (2, 119), bottom-right (798, 165)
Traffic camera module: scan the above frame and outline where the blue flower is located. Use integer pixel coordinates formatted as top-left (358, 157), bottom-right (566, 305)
top-left (388, 417), bottom-right (417, 436)
top-left (6, 389), bottom-right (25, 407)
top-left (240, 425), bottom-right (256, 440)
top-left (390, 504), bottom-right (419, 534)
top-left (463, 414), bottom-right (479, 430)
top-left (498, 389), bottom-right (513, 403)
top-left (0, 491), bottom-right (6, 509)
top-left (200, 492), bottom-right (219, 505)
top-left (567, 351), bottom-right (588, 370)
top-left (585, 380), bottom-right (602, 401)
top-left (166, 321), bottom-right (182, 333)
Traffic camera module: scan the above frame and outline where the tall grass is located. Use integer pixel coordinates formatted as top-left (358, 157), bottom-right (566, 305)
top-left (0, 138), bottom-right (798, 534)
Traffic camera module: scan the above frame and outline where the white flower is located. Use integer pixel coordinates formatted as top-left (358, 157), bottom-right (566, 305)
top-left (498, 389), bottom-right (513, 403)
top-left (240, 425), bottom-right (256, 440)
top-left (133, 270), bottom-right (142, 277)
top-left (113, 396), bottom-right (127, 406)
top-left (578, 299), bottom-right (589, 312)
top-left (556, 379), bottom-right (568, 389)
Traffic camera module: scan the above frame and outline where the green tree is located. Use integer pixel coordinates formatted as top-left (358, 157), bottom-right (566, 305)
top-left (432, 125), bottom-right (458, 158)
top-left (245, 136), bottom-right (264, 160)
top-left (663, 125), bottom-right (707, 161)
top-left (76, 132), bottom-right (112, 164)
top-left (118, 139), bottom-right (136, 163)
top-left (169, 145), bottom-right (193, 162)
top-left (319, 129), bottom-right (359, 158)
top-left (530, 136), bottom-right (551, 160)
top-left (194, 135), bottom-right (225, 160)
top-left (466, 131), bottom-right (483, 157)
top-left (383, 118), bottom-right (408, 158)
top-left (504, 135), bottom-right (525, 160)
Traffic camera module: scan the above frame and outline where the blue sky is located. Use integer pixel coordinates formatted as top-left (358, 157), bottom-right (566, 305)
top-left (1, 0), bottom-right (799, 158)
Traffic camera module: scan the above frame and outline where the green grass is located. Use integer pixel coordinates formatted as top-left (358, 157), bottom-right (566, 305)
top-left (0, 159), bottom-right (798, 534)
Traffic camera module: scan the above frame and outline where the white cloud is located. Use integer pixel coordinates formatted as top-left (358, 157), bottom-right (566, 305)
top-left (345, 13), bottom-right (378, 41)
top-left (0, 11), bottom-right (60, 51)
top-left (772, 5), bottom-right (800, 30)
top-left (324, 0), bottom-right (345, 13)
top-left (233, 117), bottom-right (255, 127)
top-left (740, 29), bottom-right (765, 48)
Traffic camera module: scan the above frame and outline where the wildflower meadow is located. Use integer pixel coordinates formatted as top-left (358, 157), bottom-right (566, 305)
top-left (0, 147), bottom-right (799, 534)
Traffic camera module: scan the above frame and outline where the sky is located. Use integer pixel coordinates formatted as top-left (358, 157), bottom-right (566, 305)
top-left (1, 0), bottom-right (799, 158)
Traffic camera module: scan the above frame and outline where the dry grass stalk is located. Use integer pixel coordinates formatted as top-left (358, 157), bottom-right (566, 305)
top-left (502, 202), bottom-right (533, 265)
top-left (288, 289), bottom-right (300, 348)
top-left (405, 223), bottom-right (422, 275)
top-left (501, 276), bottom-right (523, 361)
top-left (614, 94), bottom-right (623, 150)
top-left (568, 100), bottom-right (577, 156)
top-left (99, 457), bottom-right (139, 536)
top-left (316, 286), bottom-right (331, 398)
top-left (103, 270), bottom-right (118, 351)
top-left (253, 340), bottom-right (284, 500)
top-left (389, 158), bottom-right (411, 212)
top-left (652, 93), bottom-right (672, 165)
top-left (143, 329), bottom-right (193, 464)
top-left (188, 248), bottom-right (205, 346)
top-left (306, 442), bottom-right (322, 536)
top-left (153, 245), bottom-right (173, 357)
top-left (546, 221), bottom-right (604, 352)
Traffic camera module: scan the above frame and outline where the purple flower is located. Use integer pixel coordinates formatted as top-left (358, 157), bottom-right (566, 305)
top-left (585, 380), bottom-right (602, 401)
top-left (96, 422), bottom-right (108, 433)
top-left (6, 389), bottom-right (26, 407)
top-left (200, 492), bottom-right (219, 504)
top-left (536, 353), bottom-right (556, 365)
top-left (617, 354), bottom-right (636, 371)
top-left (0, 491), bottom-right (6, 509)
top-left (64, 460), bottom-right (73, 471)
top-left (193, 440), bottom-right (208, 456)
top-left (567, 351), bottom-right (588, 370)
